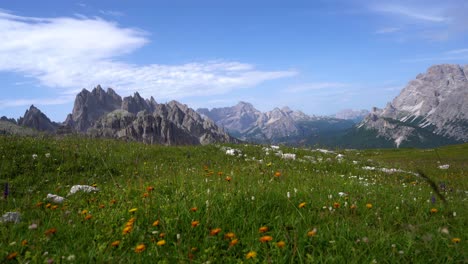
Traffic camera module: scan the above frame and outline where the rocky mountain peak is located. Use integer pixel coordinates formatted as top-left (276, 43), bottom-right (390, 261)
top-left (18, 105), bottom-right (57, 132)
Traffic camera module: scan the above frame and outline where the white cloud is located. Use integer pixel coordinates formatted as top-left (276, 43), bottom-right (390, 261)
top-left (0, 11), bottom-right (296, 102)
top-left (286, 82), bottom-right (350, 93)
top-left (0, 96), bottom-right (74, 109)
top-left (445, 48), bottom-right (468, 55)
top-left (99, 10), bottom-right (125, 17)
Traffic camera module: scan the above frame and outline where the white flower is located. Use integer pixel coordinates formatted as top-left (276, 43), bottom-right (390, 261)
top-left (32, 154), bottom-right (38, 159)
top-left (251, 196), bottom-right (255, 201)
top-left (67, 255), bottom-right (75, 261)
top-left (287, 192), bottom-right (290, 198)
top-left (45, 153), bottom-right (51, 158)
top-left (177, 234), bottom-right (181, 240)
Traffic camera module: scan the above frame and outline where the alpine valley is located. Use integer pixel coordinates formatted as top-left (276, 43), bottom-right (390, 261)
top-left (1, 64), bottom-right (467, 148)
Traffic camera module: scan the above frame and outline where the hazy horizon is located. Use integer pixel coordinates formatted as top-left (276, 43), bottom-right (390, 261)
top-left (1, 0), bottom-right (467, 121)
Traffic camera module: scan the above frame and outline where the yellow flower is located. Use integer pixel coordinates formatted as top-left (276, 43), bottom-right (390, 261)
top-left (152, 220), bottom-right (160, 227)
top-left (366, 203), bottom-right (373, 209)
top-left (276, 241), bottom-right (286, 248)
top-left (452, 237), bottom-right (461, 243)
top-left (111, 240), bottom-right (120, 247)
top-left (21, 240), bottom-right (28, 246)
top-left (246, 251), bottom-right (257, 259)
top-left (129, 208), bottom-right (138, 213)
top-left (191, 220), bottom-right (200, 227)
top-left (430, 208), bottom-right (438, 214)
top-left (307, 228), bottom-right (317, 237)
top-left (210, 228), bottom-right (222, 236)
top-left (224, 232), bottom-right (236, 239)
top-left (259, 235), bottom-right (273, 243)
top-left (259, 226), bottom-right (269, 233)
top-left (298, 202), bottom-right (306, 208)
top-left (156, 240), bottom-right (166, 246)
top-left (135, 244), bottom-right (146, 253)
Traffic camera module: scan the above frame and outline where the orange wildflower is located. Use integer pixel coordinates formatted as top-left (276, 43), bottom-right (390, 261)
top-left (229, 238), bottom-right (239, 247)
top-left (366, 203), bottom-right (373, 209)
top-left (274, 171), bottom-right (281, 177)
top-left (217, 171), bottom-right (223, 176)
top-left (110, 199), bottom-right (117, 205)
top-left (146, 186), bottom-right (155, 192)
top-left (111, 240), bottom-right (120, 247)
top-left (99, 204), bottom-right (105, 209)
top-left (135, 244), bottom-right (146, 253)
top-left (191, 221), bottom-right (200, 227)
top-left (259, 226), bottom-right (269, 233)
top-left (142, 192), bottom-right (149, 198)
top-left (298, 202), bottom-right (306, 208)
top-left (307, 228), bottom-right (317, 237)
top-left (276, 240), bottom-right (286, 248)
top-left (190, 207), bottom-right (198, 212)
top-left (152, 220), bottom-right (160, 227)
top-left (51, 205), bottom-right (58, 210)
top-left (6, 252), bottom-right (18, 260)
top-left (246, 251), bottom-right (257, 259)
top-left (452, 238), bottom-right (461, 243)
top-left (156, 240), bottom-right (166, 246)
top-left (45, 203), bottom-right (51, 208)
top-left (225, 176), bottom-right (232, 182)
top-left (84, 214), bottom-right (92, 220)
top-left (210, 228), bottom-right (222, 236)
top-left (333, 202), bottom-right (340, 209)
top-left (350, 204), bottom-right (357, 210)
top-left (159, 232), bottom-right (166, 238)
top-left (21, 240), bottom-right (28, 246)
top-left (259, 235), bottom-right (273, 243)
top-left (122, 226), bottom-right (132, 234)
top-left (45, 228), bottom-right (57, 236)
top-left (36, 202), bottom-right (44, 207)
top-left (430, 208), bottom-right (438, 214)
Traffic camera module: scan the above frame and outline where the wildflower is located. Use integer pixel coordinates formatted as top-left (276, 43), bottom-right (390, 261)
top-left (142, 193), bottom-right (149, 198)
top-left (159, 233), bottom-right (166, 238)
top-left (21, 239), bottom-right (28, 246)
top-left (224, 232), bottom-right (236, 239)
top-left (6, 252), bottom-right (18, 260)
top-left (350, 204), bottom-right (357, 210)
top-left (110, 199), bottom-right (117, 205)
top-left (210, 228), bottom-right (222, 236)
top-left (99, 204), bottom-right (105, 209)
top-left (152, 220), bottom-right (160, 226)
top-left (46, 203), bottom-right (52, 208)
top-left (129, 208), bottom-right (138, 213)
top-left (307, 228), bottom-right (317, 237)
top-left (333, 202), bottom-right (340, 209)
top-left (259, 226), bottom-right (269, 233)
top-left (366, 203), bottom-right (373, 209)
top-left (274, 171), bottom-right (281, 177)
top-left (147, 186), bottom-right (155, 192)
top-left (66, 255), bottom-right (75, 261)
top-left (122, 226), bottom-right (132, 234)
top-left (36, 202), bottom-right (44, 207)
top-left (191, 221), bottom-right (200, 227)
top-left (81, 209), bottom-right (88, 215)
top-left (51, 205), bottom-right (58, 210)
top-left (135, 244), bottom-right (146, 253)
top-left (156, 240), bottom-right (166, 246)
top-left (45, 228), bottom-right (57, 236)
top-left (452, 238), bottom-right (461, 243)
top-left (287, 192), bottom-right (290, 198)
top-left (190, 207), bottom-right (198, 212)
top-left (225, 176), bottom-right (232, 182)
top-left (111, 240), bottom-right (120, 247)
top-left (32, 154), bottom-right (38, 159)
top-left (28, 223), bottom-right (38, 230)
top-left (276, 241), bottom-right (286, 248)
top-left (84, 215), bottom-right (92, 220)
top-left (45, 153), bottom-right (51, 158)
top-left (246, 251), bottom-right (257, 259)
top-left (229, 238), bottom-right (239, 247)
top-left (430, 208), bottom-right (438, 214)
top-left (259, 235), bottom-right (273, 243)
top-left (267, 162), bottom-right (272, 166)
top-left (298, 202), bottom-right (306, 208)
top-left (218, 171), bottom-right (223, 176)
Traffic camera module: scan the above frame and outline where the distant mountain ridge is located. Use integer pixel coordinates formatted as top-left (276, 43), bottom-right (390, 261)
top-left (198, 102), bottom-right (355, 144)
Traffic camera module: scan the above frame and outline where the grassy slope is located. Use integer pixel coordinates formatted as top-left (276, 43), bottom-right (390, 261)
top-left (0, 136), bottom-right (466, 263)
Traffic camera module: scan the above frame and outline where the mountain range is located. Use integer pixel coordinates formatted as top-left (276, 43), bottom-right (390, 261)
top-left (1, 64), bottom-right (467, 148)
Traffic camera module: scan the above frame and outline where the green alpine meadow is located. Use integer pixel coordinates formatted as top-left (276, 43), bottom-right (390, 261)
top-left (1, 135), bottom-right (466, 263)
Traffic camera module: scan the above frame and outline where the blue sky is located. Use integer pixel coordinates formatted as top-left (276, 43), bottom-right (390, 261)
top-left (0, 0), bottom-right (467, 121)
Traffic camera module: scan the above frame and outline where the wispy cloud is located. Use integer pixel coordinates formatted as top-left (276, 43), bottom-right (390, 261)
top-left (0, 96), bottom-right (74, 109)
top-left (285, 82), bottom-right (350, 93)
top-left (0, 11), bottom-right (296, 102)
top-left (371, 4), bottom-right (448, 23)
top-left (445, 48), bottom-right (468, 55)
top-left (375, 27), bottom-right (400, 34)
top-left (99, 10), bottom-right (125, 17)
